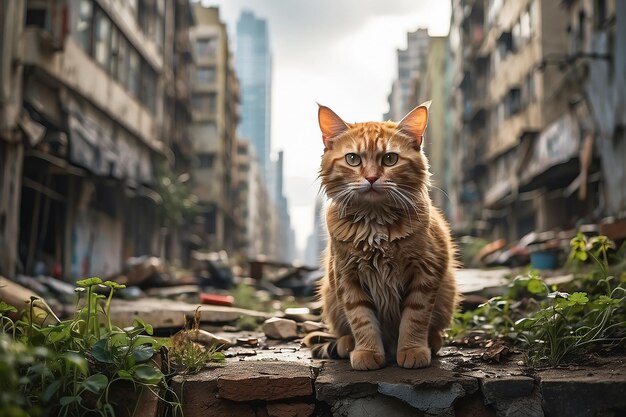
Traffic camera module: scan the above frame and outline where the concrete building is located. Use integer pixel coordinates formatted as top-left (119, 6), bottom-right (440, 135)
top-left (304, 196), bottom-right (327, 267)
top-left (384, 28), bottom-right (430, 121)
top-left (0, 0), bottom-right (196, 279)
top-left (0, 0), bottom-right (26, 277)
top-left (409, 36), bottom-right (454, 218)
top-left (190, 5), bottom-right (240, 254)
top-left (556, 0), bottom-right (626, 232)
top-left (450, 0), bottom-right (574, 241)
top-left (236, 138), bottom-right (267, 259)
top-left (236, 10), bottom-right (272, 178)
top-left (266, 151), bottom-right (296, 263)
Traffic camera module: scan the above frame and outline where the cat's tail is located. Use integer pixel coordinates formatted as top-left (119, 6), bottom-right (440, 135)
top-left (302, 332), bottom-right (354, 359)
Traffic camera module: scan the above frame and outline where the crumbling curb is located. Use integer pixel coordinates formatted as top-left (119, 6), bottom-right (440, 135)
top-left (171, 354), bottom-right (626, 417)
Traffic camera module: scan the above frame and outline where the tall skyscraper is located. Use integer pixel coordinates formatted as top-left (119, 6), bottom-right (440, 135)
top-left (384, 29), bottom-right (430, 121)
top-left (236, 11), bottom-right (272, 178)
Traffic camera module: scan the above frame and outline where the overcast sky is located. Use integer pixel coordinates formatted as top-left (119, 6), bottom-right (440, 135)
top-left (203, 0), bottom-right (451, 258)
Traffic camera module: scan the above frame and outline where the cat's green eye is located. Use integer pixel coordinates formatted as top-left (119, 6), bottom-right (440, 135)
top-left (345, 153), bottom-right (361, 167)
top-left (382, 153), bottom-right (399, 166)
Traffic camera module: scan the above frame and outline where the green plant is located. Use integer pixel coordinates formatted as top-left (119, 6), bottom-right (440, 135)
top-left (155, 163), bottom-right (198, 228)
top-left (235, 315), bottom-right (258, 331)
top-left (451, 233), bottom-right (626, 367)
top-left (169, 339), bottom-right (224, 375)
top-left (1, 277), bottom-right (183, 416)
top-left (169, 308), bottom-right (225, 374)
top-left (231, 283), bottom-right (265, 311)
top-left (0, 301), bottom-right (17, 338)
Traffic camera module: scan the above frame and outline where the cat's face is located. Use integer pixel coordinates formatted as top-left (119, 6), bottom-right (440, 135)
top-left (318, 103), bottom-right (431, 211)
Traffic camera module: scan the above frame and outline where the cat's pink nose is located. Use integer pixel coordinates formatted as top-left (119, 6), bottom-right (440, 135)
top-left (366, 176), bottom-right (379, 184)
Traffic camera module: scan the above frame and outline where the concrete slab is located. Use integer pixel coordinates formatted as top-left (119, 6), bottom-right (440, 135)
top-left (455, 268), bottom-right (512, 296)
top-left (108, 298), bottom-right (273, 328)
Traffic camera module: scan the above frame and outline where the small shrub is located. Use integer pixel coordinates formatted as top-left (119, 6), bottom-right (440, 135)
top-left (0, 278), bottom-right (182, 416)
top-left (451, 233), bottom-right (626, 367)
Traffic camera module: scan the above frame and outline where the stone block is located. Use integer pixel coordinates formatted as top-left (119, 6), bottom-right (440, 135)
top-left (217, 362), bottom-right (313, 401)
top-left (481, 376), bottom-right (535, 402)
top-left (540, 376), bottom-right (626, 417)
top-left (171, 371), bottom-right (255, 417)
top-left (263, 317), bottom-right (299, 339)
top-left (266, 402), bottom-right (316, 417)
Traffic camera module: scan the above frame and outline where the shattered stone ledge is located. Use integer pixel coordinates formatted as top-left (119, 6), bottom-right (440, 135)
top-left (170, 349), bottom-right (626, 417)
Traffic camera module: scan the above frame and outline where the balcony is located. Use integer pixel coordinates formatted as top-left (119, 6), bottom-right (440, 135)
top-left (176, 30), bottom-right (193, 58)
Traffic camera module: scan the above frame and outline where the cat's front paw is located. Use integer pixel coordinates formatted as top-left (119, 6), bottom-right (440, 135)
top-left (397, 346), bottom-right (431, 369)
top-left (350, 349), bottom-right (386, 370)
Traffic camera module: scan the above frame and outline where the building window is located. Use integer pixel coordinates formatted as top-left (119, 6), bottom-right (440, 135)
top-left (154, 2), bottom-right (164, 52)
top-left (505, 88), bottom-right (521, 116)
top-left (497, 31), bottom-right (513, 60)
top-left (578, 10), bottom-right (586, 51)
top-left (109, 28), bottom-right (120, 78)
top-left (192, 93), bottom-right (217, 115)
top-left (196, 67), bottom-right (216, 84)
top-left (198, 153), bottom-right (215, 169)
top-left (196, 38), bottom-right (217, 58)
top-left (74, 0), bottom-right (93, 52)
top-left (117, 37), bottom-right (129, 86)
top-left (141, 63), bottom-right (157, 112)
top-left (93, 8), bottom-right (111, 68)
top-left (595, 0), bottom-right (607, 28)
top-left (128, 47), bottom-right (140, 97)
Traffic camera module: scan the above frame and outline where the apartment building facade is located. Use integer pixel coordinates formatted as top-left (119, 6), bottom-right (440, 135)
top-left (189, 5), bottom-right (240, 254)
top-left (0, 0), bottom-right (195, 279)
top-left (450, 0), bottom-right (577, 241)
top-left (384, 28), bottom-right (430, 121)
top-left (558, 0), bottom-right (626, 225)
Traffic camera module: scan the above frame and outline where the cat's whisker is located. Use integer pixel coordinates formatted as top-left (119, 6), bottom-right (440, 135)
top-left (389, 188), bottom-right (414, 229)
top-left (429, 185), bottom-right (450, 201)
top-left (392, 192), bottom-right (413, 230)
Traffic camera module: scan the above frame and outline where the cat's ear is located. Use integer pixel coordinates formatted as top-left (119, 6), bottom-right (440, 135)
top-left (398, 100), bottom-right (431, 150)
top-left (318, 104), bottom-right (349, 149)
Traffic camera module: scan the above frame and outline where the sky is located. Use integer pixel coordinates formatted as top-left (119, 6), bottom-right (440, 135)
top-left (203, 0), bottom-right (451, 258)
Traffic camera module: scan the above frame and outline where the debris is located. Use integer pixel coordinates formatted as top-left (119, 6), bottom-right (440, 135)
top-left (145, 285), bottom-right (199, 299)
top-left (237, 349), bottom-right (257, 357)
top-left (200, 293), bottom-right (234, 306)
top-left (122, 256), bottom-right (163, 286)
top-left (0, 276), bottom-right (56, 326)
top-left (222, 325), bottom-right (240, 332)
top-left (237, 337), bottom-right (259, 347)
top-left (176, 329), bottom-right (233, 350)
top-left (482, 340), bottom-right (511, 363)
top-left (300, 321), bottom-right (325, 333)
top-left (263, 317), bottom-right (298, 340)
top-left (284, 307), bottom-right (319, 322)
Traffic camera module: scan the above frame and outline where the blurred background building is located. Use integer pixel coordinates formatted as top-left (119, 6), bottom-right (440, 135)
top-left (236, 10), bottom-right (272, 180)
top-left (189, 4), bottom-right (240, 254)
top-left (390, 0), bottom-right (626, 249)
top-left (0, 0), bottom-right (296, 281)
top-left (0, 0), bottom-right (196, 279)
top-left (379, 0), bottom-right (626, 256)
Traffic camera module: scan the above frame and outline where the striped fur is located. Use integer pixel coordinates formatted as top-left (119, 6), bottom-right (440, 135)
top-left (304, 103), bottom-right (459, 370)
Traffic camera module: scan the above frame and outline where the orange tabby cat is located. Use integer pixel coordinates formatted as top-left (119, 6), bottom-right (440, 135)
top-left (305, 102), bottom-right (458, 370)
